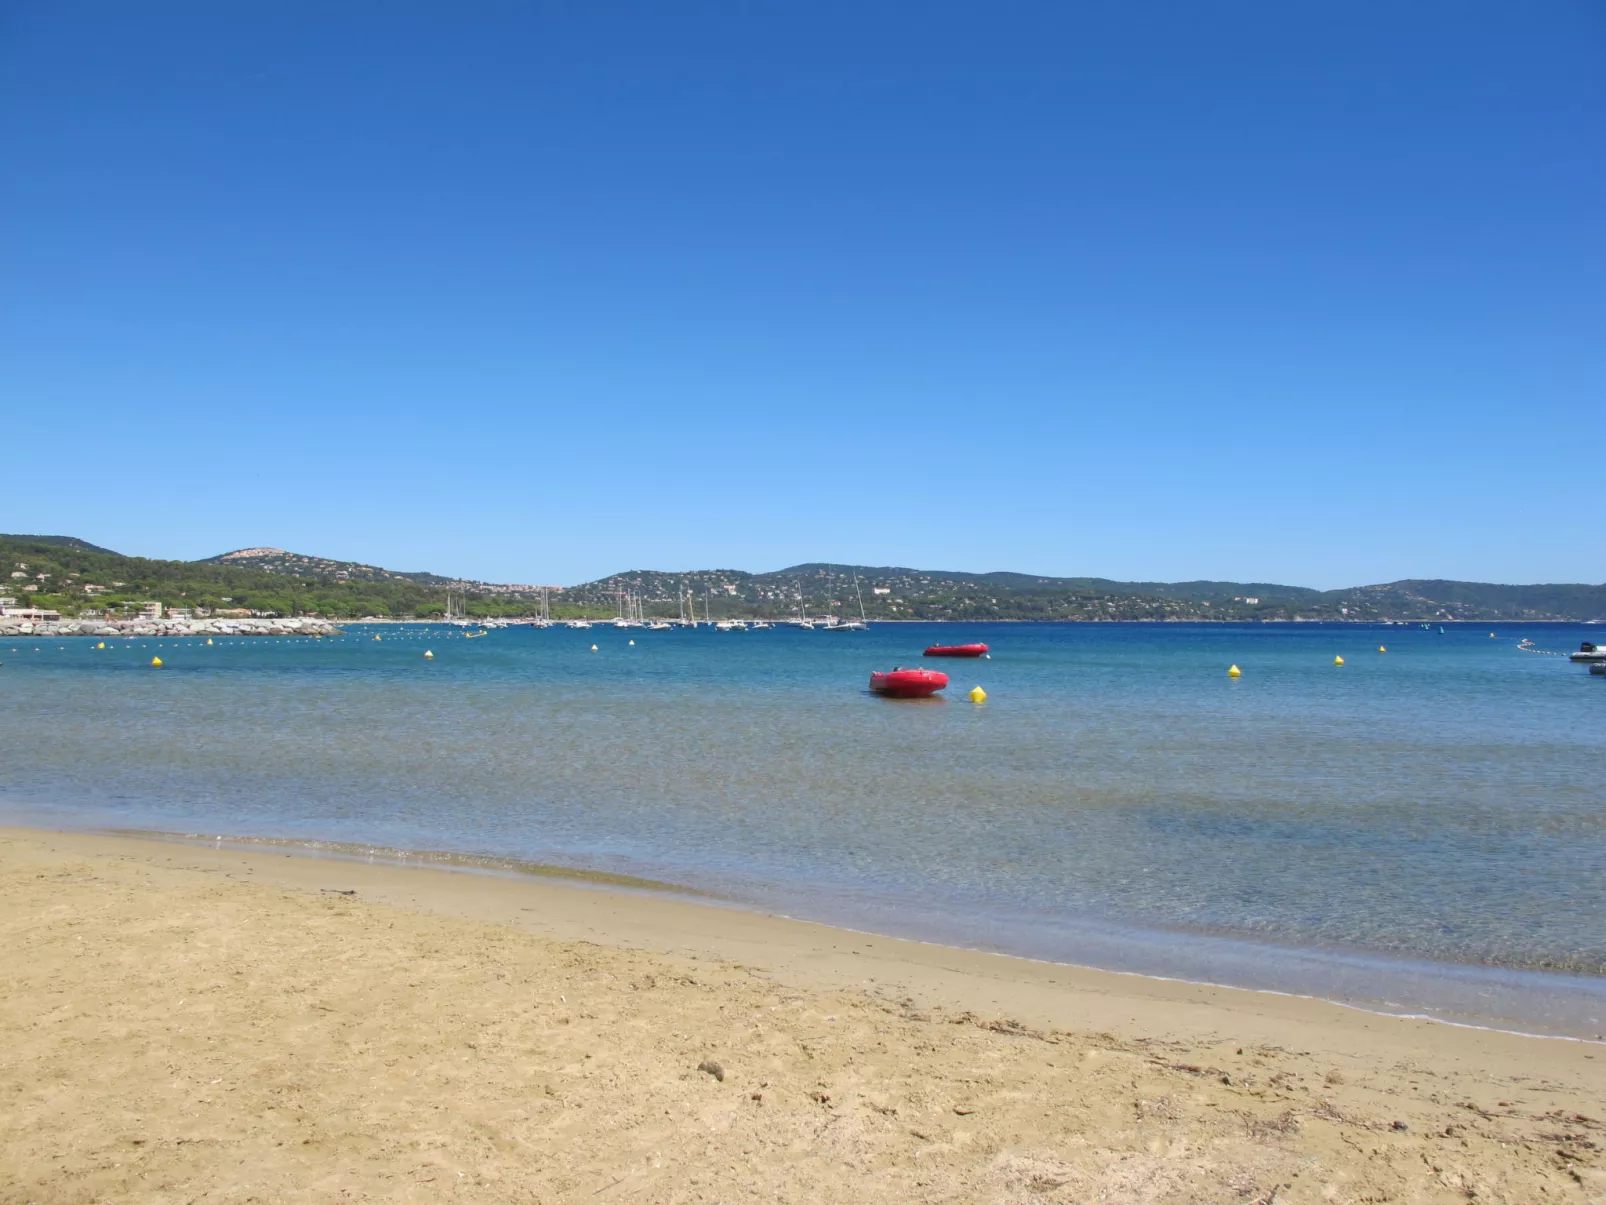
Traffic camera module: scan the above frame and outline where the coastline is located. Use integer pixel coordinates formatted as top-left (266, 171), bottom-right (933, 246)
top-left (6, 618), bottom-right (1598, 635)
top-left (3, 824), bottom-right (1602, 1202)
top-left (82, 827), bottom-right (1606, 1038)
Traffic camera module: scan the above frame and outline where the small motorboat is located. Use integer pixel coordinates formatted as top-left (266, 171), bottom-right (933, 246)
top-left (869, 667), bottom-right (949, 698)
top-left (1569, 642), bottom-right (1606, 663)
top-left (923, 642), bottom-right (989, 658)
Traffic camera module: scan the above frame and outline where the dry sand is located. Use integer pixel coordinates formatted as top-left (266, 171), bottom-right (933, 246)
top-left (1, 827), bottom-right (1601, 1204)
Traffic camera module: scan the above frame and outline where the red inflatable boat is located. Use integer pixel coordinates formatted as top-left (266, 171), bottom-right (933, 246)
top-left (869, 668), bottom-right (950, 698)
top-left (923, 643), bottom-right (989, 658)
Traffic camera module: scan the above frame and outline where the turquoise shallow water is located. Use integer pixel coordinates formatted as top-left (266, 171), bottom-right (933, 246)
top-left (2, 621), bottom-right (1603, 1035)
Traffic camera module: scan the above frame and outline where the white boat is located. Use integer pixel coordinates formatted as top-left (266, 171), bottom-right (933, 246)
top-left (715, 620), bottom-right (735, 631)
top-left (566, 619), bottom-right (592, 630)
top-left (527, 588), bottom-right (553, 627)
top-left (824, 572), bottom-right (870, 631)
top-left (1570, 642), bottom-right (1606, 663)
top-left (647, 620), bottom-right (672, 631)
top-left (442, 588), bottom-right (476, 626)
top-left (751, 621), bottom-right (772, 630)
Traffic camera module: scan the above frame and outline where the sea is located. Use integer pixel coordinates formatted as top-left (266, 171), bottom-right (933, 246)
top-left (2, 620), bottom-right (1602, 1038)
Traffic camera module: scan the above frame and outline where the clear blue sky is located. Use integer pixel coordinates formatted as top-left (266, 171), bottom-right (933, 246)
top-left (3, 2), bottom-right (1600, 588)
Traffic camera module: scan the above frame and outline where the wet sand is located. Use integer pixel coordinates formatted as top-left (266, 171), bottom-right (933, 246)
top-left (2, 826), bottom-right (1601, 1203)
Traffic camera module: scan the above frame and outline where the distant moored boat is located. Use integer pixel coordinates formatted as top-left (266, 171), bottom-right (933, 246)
top-left (868, 668), bottom-right (949, 698)
top-left (924, 642), bottom-right (988, 657)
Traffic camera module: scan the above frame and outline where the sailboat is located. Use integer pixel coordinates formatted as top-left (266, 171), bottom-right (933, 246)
top-left (795, 577), bottom-right (814, 628)
top-left (825, 571), bottom-right (869, 631)
top-left (443, 589), bottom-right (476, 627)
top-left (611, 588), bottom-right (643, 628)
top-left (528, 586), bottom-right (553, 628)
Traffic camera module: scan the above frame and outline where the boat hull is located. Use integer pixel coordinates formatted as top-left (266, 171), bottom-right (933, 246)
top-left (869, 669), bottom-right (949, 698)
top-left (923, 643), bottom-right (988, 657)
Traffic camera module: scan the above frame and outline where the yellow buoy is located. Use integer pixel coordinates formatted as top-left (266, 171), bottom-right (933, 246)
top-left (968, 685), bottom-right (987, 703)
top-left (1228, 664), bottom-right (1241, 678)
top-left (374, 635), bottom-right (381, 641)
top-left (206, 637), bottom-right (213, 645)
top-left (1334, 655), bottom-right (1345, 666)
top-left (150, 656), bottom-right (163, 667)
top-left (424, 650), bottom-right (434, 659)
top-left (96, 641), bottom-right (105, 649)
top-left (1378, 645), bottom-right (1386, 653)
top-left (591, 644), bottom-right (599, 651)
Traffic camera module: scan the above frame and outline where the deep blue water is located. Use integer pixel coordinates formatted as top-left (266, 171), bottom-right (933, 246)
top-left (2, 621), bottom-right (1603, 1036)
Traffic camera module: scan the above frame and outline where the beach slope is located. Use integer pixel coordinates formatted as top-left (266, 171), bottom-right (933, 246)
top-left (1, 828), bottom-right (1601, 1203)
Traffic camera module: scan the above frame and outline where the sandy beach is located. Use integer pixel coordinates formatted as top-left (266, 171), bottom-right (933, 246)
top-left (1, 827), bottom-right (1601, 1204)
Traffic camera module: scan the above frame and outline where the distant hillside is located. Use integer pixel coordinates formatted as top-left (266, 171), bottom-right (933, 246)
top-left (6, 535), bottom-right (1603, 622)
top-left (2, 534), bottom-right (123, 556)
top-left (568, 563), bottom-right (1606, 623)
top-left (0, 535), bottom-right (538, 620)
top-left (201, 547), bottom-right (458, 587)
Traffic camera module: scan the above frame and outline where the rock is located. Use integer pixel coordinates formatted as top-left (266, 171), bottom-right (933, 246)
top-left (8, 615), bottom-right (343, 640)
top-left (1391, 1120), bottom-right (1409, 1131)
top-left (697, 1060), bottom-right (725, 1083)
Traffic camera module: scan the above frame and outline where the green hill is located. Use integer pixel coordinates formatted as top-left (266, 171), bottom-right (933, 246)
top-left (564, 563), bottom-right (1606, 622)
top-left (198, 546), bottom-right (457, 587)
top-left (5, 535), bottom-right (1602, 622)
top-left (0, 535), bottom-right (534, 620)
top-left (3, 534), bottom-right (124, 556)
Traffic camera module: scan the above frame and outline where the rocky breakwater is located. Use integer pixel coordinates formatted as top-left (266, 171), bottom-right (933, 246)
top-left (0, 616), bottom-right (342, 638)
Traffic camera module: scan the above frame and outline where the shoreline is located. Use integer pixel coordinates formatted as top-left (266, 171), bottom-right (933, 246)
top-left (7, 617), bottom-right (1599, 635)
top-left (12, 818), bottom-right (1604, 1042)
top-left (6, 823), bottom-right (1602, 1051)
top-left (3, 823), bottom-right (1602, 1202)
